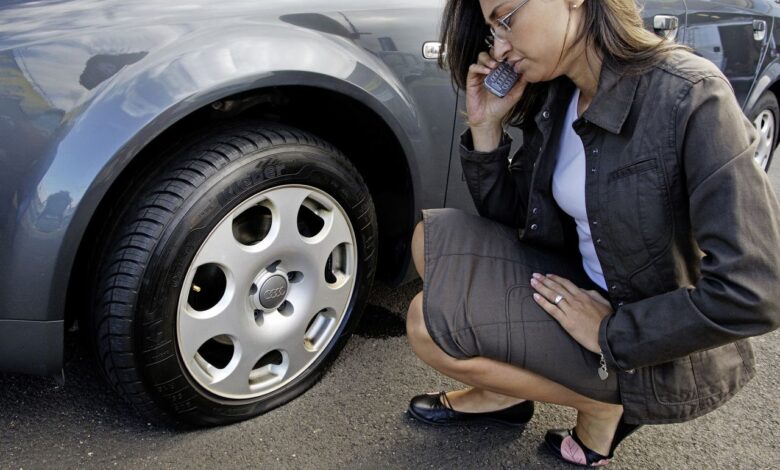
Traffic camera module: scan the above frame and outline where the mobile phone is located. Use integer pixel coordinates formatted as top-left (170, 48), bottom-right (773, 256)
top-left (484, 61), bottom-right (520, 98)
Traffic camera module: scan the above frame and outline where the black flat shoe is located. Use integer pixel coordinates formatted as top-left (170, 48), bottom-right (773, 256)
top-left (407, 391), bottom-right (534, 427)
top-left (544, 416), bottom-right (641, 467)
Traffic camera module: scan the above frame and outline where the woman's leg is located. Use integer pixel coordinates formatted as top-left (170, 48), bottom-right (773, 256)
top-left (407, 293), bottom-right (622, 455)
top-left (411, 221), bottom-right (425, 278)
top-left (412, 222), bottom-right (525, 410)
top-left (408, 220), bottom-right (622, 456)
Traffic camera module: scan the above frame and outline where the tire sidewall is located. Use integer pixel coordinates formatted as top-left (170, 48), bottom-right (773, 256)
top-left (134, 143), bottom-right (376, 425)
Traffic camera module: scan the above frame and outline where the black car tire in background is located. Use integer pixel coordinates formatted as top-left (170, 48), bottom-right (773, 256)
top-left (747, 91), bottom-right (779, 172)
top-left (90, 121), bottom-right (377, 426)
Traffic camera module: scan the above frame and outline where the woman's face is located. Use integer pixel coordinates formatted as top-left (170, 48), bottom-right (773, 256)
top-left (479, 0), bottom-right (585, 83)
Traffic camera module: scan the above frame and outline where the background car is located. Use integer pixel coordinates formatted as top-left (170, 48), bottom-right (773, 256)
top-left (1, 0), bottom-right (778, 426)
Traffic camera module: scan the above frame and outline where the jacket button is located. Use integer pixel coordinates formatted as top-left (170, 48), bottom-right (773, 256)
top-left (592, 220), bottom-right (598, 226)
top-left (590, 167), bottom-right (597, 173)
top-left (530, 224), bottom-right (539, 230)
top-left (592, 148), bottom-right (599, 155)
top-left (596, 238), bottom-right (602, 244)
top-left (610, 285), bottom-right (617, 291)
top-left (542, 110), bottom-right (550, 119)
top-left (532, 207), bottom-right (539, 215)
top-left (617, 301), bottom-right (624, 307)
top-left (626, 368), bottom-right (636, 374)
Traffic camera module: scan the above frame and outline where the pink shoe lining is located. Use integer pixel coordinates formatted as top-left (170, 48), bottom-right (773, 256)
top-left (561, 435), bottom-right (612, 467)
top-left (561, 435), bottom-right (588, 465)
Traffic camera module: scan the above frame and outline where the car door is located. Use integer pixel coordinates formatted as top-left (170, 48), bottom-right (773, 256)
top-left (683, 0), bottom-right (773, 107)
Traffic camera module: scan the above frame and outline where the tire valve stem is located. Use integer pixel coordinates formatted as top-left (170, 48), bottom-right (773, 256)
top-left (192, 284), bottom-right (202, 293)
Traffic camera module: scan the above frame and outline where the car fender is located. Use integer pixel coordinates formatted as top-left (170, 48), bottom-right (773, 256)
top-left (6, 23), bottom-right (426, 328)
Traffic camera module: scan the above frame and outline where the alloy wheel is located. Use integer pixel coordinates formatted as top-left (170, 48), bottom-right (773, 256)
top-left (177, 184), bottom-right (357, 399)
top-left (753, 109), bottom-right (775, 171)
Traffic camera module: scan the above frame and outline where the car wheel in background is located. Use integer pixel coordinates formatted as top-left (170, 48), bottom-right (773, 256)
top-left (748, 91), bottom-right (779, 172)
top-left (91, 121), bottom-right (377, 426)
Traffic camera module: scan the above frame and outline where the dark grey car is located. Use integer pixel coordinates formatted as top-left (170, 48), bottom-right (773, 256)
top-left (1, 0), bottom-right (778, 426)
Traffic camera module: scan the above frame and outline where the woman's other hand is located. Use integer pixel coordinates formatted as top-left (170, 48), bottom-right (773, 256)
top-left (530, 273), bottom-right (612, 354)
top-left (466, 51), bottom-right (527, 151)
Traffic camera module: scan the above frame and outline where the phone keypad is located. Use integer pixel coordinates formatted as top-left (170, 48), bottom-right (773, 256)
top-left (484, 62), bottom-right (519, 98)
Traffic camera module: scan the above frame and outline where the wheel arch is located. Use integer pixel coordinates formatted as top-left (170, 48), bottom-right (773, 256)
top-left (745, 58), bottom-right (780, 114)
top-left (64, 83), bottom-right (417, 328)
top-left (43, 24), bottom-right (430, 331)
top-left (766, 78), bottom-right (780, 113)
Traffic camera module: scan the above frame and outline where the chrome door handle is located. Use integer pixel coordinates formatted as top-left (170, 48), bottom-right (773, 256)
top-left (754, 19), bottom-right (767, 41)
top-left (653, 15), bottom-right (679, 41)
top-left (422, 42), bottom-right (443, 59)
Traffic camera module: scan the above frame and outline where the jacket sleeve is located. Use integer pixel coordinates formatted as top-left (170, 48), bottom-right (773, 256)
top-left (599, 75), bottom-right (780, 371)
top-left (459, 129), bottom-right (532, 228)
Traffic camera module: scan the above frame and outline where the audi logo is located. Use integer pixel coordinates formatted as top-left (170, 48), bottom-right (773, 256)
top-left (263, 286), bottom-right (287, 300)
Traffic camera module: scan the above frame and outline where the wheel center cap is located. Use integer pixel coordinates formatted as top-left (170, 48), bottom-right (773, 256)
top-left (258, 275), bottom-right (288, 309)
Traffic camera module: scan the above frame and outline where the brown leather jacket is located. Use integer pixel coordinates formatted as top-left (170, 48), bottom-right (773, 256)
top-left (460, 50), bottom-right (780, 424)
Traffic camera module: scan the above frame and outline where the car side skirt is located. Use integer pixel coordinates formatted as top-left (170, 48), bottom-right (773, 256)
top-left (0, 319), bottom-right (63, 376)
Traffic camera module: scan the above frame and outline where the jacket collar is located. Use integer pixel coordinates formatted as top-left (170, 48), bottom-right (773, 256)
top-left (537, 61), bottom-right (641, 135)
top-left (582, 61), bottom-right (641, 134)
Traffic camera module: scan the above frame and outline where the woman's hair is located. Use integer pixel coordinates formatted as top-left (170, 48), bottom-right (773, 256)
top-left (438, 0), bottom-right (689, 127)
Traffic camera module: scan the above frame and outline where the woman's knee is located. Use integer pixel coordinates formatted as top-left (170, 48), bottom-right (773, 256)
top-left (412, 221), bottom-right (425, 279)
top-left (406, 293), bottom-right (466, 369)
top-left (406, 292), bottom-right (443, 357)
top-left (406, 291), bottom-right (427, 342)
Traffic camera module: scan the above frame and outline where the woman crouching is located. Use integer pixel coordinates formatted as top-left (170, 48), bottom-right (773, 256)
top-left (405, 0), bottom-right (780, 466)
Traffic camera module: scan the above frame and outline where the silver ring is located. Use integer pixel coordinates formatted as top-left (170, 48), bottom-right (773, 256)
top-left (553, 294), bottom-right (564, 305)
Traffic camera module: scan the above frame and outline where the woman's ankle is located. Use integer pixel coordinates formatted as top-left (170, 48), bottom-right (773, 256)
top-left (574, 404), bottom-right (624, 456)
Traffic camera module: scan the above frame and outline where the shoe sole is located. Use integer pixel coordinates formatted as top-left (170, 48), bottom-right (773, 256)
top-left (407, 406), bottom-right (530, 428)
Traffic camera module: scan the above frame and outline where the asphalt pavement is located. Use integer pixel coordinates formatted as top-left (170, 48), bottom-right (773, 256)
top-left (2, 166), bottom-right (779, 470)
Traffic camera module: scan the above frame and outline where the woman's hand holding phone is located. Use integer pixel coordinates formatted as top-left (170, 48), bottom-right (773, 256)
top-left (466, 52), bottom-right (527, 151)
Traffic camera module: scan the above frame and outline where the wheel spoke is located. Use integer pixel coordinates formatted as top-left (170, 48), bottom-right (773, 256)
top-left (178, 293), bottom-right (246, 363)
top-left (194, 218), bottom-right (257, 282)
top-left (255, 308), bottom-right (307, 351)
top-left (311, 281), bottom-right (353, 318)
top-left (251, 305), bottom-right (327, 379)
top-left (285, 340), bottom-right (318, 379)
top-left (308, 208), bottom-right (355, 268)
top-left (264, 187), bottom-right (312, 252)
top-left (211, 350), bottom-right (259, 397)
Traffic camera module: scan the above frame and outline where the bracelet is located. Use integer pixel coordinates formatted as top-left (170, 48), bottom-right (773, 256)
top-left (598, 353), bottom-right (609, 380)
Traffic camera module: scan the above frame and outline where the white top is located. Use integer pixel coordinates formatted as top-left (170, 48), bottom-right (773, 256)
top-left (551, 88), bottom-right (608, 290)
